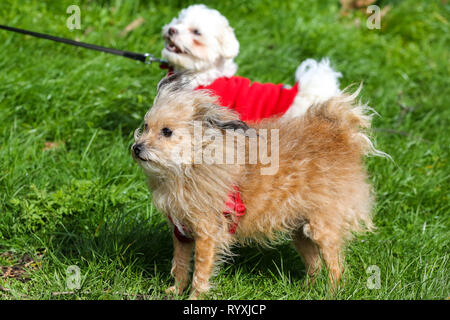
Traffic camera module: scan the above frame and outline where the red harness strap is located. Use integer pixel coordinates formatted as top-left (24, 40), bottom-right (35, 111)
top-left (223, 186), bottom-right (246, 234)
top-left (167, 215), bottom-right (193, 244)
top-left (169, 186), bottom-right (245, 243)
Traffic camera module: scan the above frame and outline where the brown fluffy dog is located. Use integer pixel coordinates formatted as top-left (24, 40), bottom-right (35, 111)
top-left (132, 73), bottom-right (383, 299)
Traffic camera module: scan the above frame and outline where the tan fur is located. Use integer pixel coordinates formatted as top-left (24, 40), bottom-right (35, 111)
top-left (132, 75), bottom-right (380, 299)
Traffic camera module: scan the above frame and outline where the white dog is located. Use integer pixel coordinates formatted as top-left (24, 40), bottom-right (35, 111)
top-left (162, 4), bottom-right (342, 120)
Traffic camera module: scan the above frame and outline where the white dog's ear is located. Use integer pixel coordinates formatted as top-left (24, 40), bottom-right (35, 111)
top-left (218, 26), bottom-right (239, 59)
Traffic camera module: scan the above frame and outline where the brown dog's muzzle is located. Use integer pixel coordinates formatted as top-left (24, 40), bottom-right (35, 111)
top-left (132, 143), bottom-right (147, 161)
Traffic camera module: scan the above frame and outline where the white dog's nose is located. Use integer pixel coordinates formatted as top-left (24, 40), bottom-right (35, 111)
top-left (168, 27), bottom-right (177, 36)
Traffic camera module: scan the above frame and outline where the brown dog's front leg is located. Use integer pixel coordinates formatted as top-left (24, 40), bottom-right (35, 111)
top-left (190, 236), bottom-right (216, 299)
top-left (166, 235), bottom-right (194, 295)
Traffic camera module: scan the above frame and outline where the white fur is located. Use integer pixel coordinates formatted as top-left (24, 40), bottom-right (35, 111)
top-left (162, 4), bottom-right (238, 87)
top-left (162, 5), bottom-right (342, 116)
top-left (283, 58), bottom-right (343, 118)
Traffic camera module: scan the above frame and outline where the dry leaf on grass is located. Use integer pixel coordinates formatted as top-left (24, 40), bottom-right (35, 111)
top-left (84, 26), bottom-right (94, 35)
top-left (341, 0), bottom-right (377, 10)
top-left (340, 0), bottom-right (378, 16)
top-left (0, 251), bottom-right (44, 283)
top-left (120, 17), bottom-right (145, 37)
top-left (340, 0), bottom-right (391, 25)
top-left (380, 5), bottom-right (391, 19)
top-left (43, 141), bottom-right (63, 151)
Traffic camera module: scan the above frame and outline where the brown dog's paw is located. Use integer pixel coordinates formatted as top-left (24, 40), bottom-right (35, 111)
top-left (188, 293), bottom-right (198, 300)
top-left (165, 285), bottom-right (183, 295)
top-left (188, 289), bottom-right (207, 300)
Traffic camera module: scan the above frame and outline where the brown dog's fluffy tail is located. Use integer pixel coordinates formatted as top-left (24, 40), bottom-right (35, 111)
top-left (306, 85), bottom-right (390, 159)
top-left (296, 85), bottom-right (386, 236)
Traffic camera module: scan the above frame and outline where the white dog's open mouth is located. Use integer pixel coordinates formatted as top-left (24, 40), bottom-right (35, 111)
top-left (165, 39), bottom-right (184, 54)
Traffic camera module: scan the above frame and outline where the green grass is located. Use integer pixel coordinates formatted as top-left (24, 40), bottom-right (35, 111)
top-left (0, 0), bottom-right (448, 300)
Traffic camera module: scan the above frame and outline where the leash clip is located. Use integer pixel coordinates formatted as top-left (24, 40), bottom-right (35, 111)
top-left (144, 53), bottom-right (169, 67)
top-left (144, 53), bottom-right (157, 65)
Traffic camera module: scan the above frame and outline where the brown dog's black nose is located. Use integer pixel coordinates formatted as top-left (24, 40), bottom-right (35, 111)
top-left (133, 143), bottom-right (143, 156)
top-left (168, 27), bottom-right (177, 36)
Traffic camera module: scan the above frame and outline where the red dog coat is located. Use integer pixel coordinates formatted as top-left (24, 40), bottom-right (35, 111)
top-left (197, 76), bottom-right (299, 122)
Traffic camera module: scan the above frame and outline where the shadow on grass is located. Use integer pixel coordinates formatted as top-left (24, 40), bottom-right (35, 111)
top-left (229, 244), bottom-right (307, 280)
top-left (48, 211), bottom-right (307, 293)
top-left (48, 213), bottom-right (174, 280)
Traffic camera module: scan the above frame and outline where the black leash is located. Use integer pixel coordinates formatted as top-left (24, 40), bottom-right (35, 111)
top-left (0, 24), bottom-right (170, 68)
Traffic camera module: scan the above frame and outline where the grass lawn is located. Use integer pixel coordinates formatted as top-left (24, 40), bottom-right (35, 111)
top-left (0, 0), bottom-right (448, 300)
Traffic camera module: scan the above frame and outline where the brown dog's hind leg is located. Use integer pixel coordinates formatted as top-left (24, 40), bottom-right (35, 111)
top-left (310, 224), bottom-right (344, 289)
top-left (189, 236), bottom-right (217, 300)
top-left (321, 243), bottom-right (343, 289)
top-left (166, 235), bottom-right (194, 295)
top-left (292, 225), bottom-right (322, 284)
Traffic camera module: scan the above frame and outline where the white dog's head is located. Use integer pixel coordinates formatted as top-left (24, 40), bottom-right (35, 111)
top-left (162, 4), bottom-right (239, 74)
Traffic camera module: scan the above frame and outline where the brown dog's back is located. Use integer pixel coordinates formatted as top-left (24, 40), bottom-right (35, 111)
top-left (236, 94), bottom-right (376, 244)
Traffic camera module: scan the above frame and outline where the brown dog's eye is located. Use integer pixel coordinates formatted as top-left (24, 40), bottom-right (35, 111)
top-left (144, 123), bottom-right (148, 131)
top-left (161, 127), bottom-right (173, 137)
top-left (192, 29), bottom-right (201, 36)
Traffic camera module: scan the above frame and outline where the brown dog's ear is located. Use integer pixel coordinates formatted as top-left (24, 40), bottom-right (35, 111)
top-left (206, 118), bottom-right (249, 132)
top-left (157, 70), bottom-right (198, 94)
top-left (194, 102), bottom-right (249, 133)
top-left (156, 71), bottom-right (185, 92)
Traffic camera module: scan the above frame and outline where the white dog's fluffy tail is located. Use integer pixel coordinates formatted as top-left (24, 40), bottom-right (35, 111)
top-left (283, 58), bottom-right (342, 118)
top-left (295, 58), bottom-right (342, 99)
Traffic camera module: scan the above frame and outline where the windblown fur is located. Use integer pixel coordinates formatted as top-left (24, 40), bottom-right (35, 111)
top-left (132, 74), bottom-right (382, 299)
